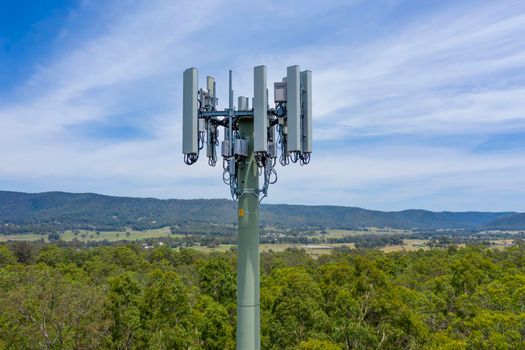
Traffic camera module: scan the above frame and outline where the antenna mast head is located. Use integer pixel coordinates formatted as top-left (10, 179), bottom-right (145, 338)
top-left (181, 65), bottom-right (313, 200)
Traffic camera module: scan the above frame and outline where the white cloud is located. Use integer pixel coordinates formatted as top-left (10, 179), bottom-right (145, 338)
top-left (230, 1), bottom-right (525, 137)
top-left (1, 0), bottom-right (525, 211)
top-left (266, 145), bottom-right (525, 211)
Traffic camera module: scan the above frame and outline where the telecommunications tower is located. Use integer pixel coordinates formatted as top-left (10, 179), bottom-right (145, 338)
top-left (182, 65), bottom-right (312, 350)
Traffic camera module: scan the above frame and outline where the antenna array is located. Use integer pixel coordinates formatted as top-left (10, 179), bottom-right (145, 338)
top-left (182, 65), bottom-right (312, 201)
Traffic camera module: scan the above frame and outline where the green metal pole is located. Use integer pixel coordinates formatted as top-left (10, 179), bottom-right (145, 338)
top-left (236, 117), bottom-right (260, 350)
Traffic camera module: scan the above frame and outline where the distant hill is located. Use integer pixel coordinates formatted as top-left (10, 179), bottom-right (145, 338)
top-left (484, 213), bottom-right (525, 230)
top-left (0, 190), bottom-right (520, 233)
top-left (0, 191), bottom-right (236, 234)
top-left (261, 205), bottom-right (518, 230)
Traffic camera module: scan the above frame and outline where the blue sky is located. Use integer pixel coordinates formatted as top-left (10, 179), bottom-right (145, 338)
top-left (1, 0), bottom-right (525, 211)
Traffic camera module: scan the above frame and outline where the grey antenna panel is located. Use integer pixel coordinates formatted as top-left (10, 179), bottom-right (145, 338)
top-left (183, 67), bottom-right (198, 154)
top-left (238, 96), bottom-right (249, 111)
top-left (301, 70), bottom-right (312, 154)
top-left (286, 65), bottom-right (301, 152)
top-left (274, 82), bottom-right (287, 102)
top-left (207, 76), bottom-right (215, 97)
top-left (253, 65), bottom-right (268, 153)
top-left (206, 122), bottom-right (214, 157)
top-left (268, 124), bottom-right (277, 158)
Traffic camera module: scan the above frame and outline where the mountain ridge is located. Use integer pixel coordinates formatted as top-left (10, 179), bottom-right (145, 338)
top-left (0, 190), bottom-right (522, 233)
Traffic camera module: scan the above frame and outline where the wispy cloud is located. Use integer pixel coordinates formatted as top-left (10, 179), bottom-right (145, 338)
top-left (234, 1), bottom-right (525, 138)
top-left (0, 0), bottom-right (524, 211)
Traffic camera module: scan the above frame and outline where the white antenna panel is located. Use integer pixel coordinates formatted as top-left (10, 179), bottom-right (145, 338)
top-left (286, 65), bottom-right (301, 152)
top-left (253, 65), bottom-right (268, 153)
top-left (182, 68), bottom-right (198, 154)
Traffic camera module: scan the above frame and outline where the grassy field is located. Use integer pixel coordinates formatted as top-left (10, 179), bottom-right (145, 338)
top-left (192, 243), bottom-right (356, 256)
top-left (192, 241), bottom-right (428, 255)
top-left (489, 239), bottom-right (515, 250)
top-left (62, 227), bottom-right (175, 242)
top-left (0, 229), bottom-right (517, 256)
top-left (192, 244), bottom-right (236, 253)
top-left (381, 239), bottom-right (430, 252)
top-left (0, 227), bottom-right (176, 243)
top-left (0, 226), bottom-right (408, 244)
top-left (0, 233), bottom-right (48, 242)
top-left (194, 239), bottom-right (520, 255)
top-left (320, 227), bottom-right (411, 239)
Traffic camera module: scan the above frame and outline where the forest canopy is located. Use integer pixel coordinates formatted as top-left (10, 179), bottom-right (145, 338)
top-left (1, 242), bottom-right (525, 349)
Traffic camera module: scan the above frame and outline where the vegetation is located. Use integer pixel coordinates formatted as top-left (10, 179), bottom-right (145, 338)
top-left (485, 213), bottom-right (525, 230)
top-left (1, 191), bottom-right (521, 235)
top-left (1, 242), bottom-right (525, 349)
